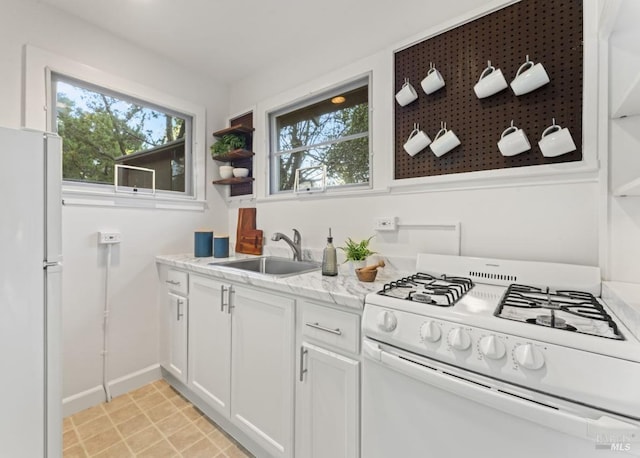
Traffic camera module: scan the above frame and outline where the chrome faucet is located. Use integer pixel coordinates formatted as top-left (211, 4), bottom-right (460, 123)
top-left (271, 229), bottom-right (302, 261)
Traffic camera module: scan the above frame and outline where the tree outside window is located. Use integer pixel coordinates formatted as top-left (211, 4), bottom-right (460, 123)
top-left (271, 82), bottom-right (370, 193)
top-left (54, 75), bottom-right (190, 193)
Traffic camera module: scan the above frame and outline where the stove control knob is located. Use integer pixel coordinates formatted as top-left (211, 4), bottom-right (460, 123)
top-left (479, 335), bottom-right (506, 360)
top-left (448, 328), bottom-right (471, 351)
top-left (514, 343), bottom-right (545, 370)
top-left (420, 321), bottom-right (441, 343)
top-left (377, 311), bottom-right (398, 333)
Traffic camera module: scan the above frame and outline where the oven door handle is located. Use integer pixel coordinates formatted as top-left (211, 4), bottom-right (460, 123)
top-left (366, 340), bottom-right (640, 444)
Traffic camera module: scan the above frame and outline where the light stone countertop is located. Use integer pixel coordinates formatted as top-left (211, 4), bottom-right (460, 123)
top-left (603, 281), bottom-right (640, 341)
top-left (156, 253), bottom-right (408, 310)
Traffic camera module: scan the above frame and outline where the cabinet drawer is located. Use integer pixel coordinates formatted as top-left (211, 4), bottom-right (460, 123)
top-left (166, 269), bottom-right (188, 296)
top-left (300, 301), bottom-right (360, 354)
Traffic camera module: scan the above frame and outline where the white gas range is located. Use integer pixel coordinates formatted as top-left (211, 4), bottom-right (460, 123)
top-left (362, 254), bottom-right (640, 458)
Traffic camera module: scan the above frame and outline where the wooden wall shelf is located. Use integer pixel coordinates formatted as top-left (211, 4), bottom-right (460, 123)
top-left (211, 149), bottom-right (254, 162)
top-left (212, 177), bottom-right (255, 186)
top-left (212, 125), bottom-right (255, 138)
top-left (213, 113), bottom-right (254, 197)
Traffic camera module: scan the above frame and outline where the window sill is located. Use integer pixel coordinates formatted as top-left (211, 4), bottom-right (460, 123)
top-left (256, 185), bottom-right (388, 203)
top-left (62, 187), bottom-right (206, 211)
top-left (387, 160), bottom-right (600, 194)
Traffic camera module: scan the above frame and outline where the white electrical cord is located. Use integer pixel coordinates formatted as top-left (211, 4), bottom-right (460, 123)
top-left (102, 244), bottom-right (113, 402)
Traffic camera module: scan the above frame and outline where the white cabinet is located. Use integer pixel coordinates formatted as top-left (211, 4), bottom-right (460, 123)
top-left (296, 300), bottom-right (361, 458)
top-left (187, 274), bottom-right (295, 458)
top-left (161, 268), bottom-right (189, 384)
top-left (166, 292), bottom-right (188, 383)
top-left (231, 286), bottom-right (295, 458)
top-left (297, 343), bottom-right (359, 458)
top-left (188, 275), bottom-right (231, 415)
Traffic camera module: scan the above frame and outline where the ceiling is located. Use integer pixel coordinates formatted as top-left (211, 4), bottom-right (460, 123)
top-left (39, 0), bottom-right (496, 84)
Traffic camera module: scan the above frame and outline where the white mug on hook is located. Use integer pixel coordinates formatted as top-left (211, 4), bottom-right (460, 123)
top-left (421, 63), bottom-right (446, 95)
top-left (430, 122), bottom-right (461, 157)
top-left (538, 119), bottom-right (576, 157)
top-left (474, 61), bottom-right (508, 99)
top-left (497, 121), bottom-right (531, 156)
top-left (403, 124), bottom-right (432, 156)
top-left (510, 55), bottom-right (550, 96)
top-left (395, 78), bottom-right (418, 106)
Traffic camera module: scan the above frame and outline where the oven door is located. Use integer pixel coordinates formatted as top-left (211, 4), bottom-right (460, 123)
top-left (362, 338), bottom-right (640, 458)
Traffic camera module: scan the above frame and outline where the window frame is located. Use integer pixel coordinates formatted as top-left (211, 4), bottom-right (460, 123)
top-left (268, 76), bottom-right (372, 196)
top-left (51, 72), bottom-right (194, 197)
top-left (24, 45), bottom-right (207, 210)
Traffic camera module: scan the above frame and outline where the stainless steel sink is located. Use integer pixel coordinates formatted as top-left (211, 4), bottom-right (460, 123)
top-left (210, 256), bottom-right (320, 277)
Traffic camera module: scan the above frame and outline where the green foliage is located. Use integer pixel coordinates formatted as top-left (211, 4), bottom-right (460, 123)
top-left (210, 134), bottom-right (246, 156)
top-left (57, 83), bottom-right (185, 185)
top-left (277, 93), bottom-right (369, 191)
top-left (339, 236), bottom-right (376, 262)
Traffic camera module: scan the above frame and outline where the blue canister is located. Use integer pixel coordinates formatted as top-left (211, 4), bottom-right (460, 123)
top-left (194, 231), bottom-right (213, 257)
top-left (214, 235), bottom-right (230, 258)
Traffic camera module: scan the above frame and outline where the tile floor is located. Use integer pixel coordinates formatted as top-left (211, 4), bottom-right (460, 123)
top-left (63, 379), bottom-right (253, 457)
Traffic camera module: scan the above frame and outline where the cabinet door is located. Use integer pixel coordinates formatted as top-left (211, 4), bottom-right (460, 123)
top-left (297, 343), bottom-right (360, 458)
top-left (230, 286), bottom-right (295, 458)
top-left (188, 275), bottom-right (231, 416)
top-left (166, 293), bottom-right (188, 384)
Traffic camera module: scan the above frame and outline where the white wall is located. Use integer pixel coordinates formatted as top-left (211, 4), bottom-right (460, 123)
top-left (0, 0), bottom-right (229, 408)
top-left (228, 1), bottom-right (601, 268)
top-left (608, 41), bottom-right (640, 283)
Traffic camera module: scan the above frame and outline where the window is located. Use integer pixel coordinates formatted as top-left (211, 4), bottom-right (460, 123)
top-left (269, 79), bottom-right (370, 194)
top-left (52, 74), bottom-right (192, 195)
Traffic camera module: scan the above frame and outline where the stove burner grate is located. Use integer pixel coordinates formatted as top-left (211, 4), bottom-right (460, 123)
top-left (496, 284), bottom-right (624, 340)
top-left (377, 272), bottom-right (473, 307)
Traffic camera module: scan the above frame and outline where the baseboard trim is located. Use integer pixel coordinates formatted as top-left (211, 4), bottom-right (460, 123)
top-left (62, 364), bottom-right (162, 417)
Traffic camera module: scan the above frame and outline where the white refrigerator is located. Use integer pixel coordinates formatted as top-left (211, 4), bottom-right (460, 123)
top-left (0, 126), bottom-right (62, 457)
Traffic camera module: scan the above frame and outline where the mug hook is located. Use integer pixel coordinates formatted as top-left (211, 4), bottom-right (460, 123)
top-left (525, 55), bottom-right (530, 63)
top-left (510, 120), bottom-right (515, 128)
top-left (429, 62), bottom-right (434, 70)
top-left (414, 123), bottom-right (419, 131)
top-left (552, 118), bottom-right (556, 126)
top-left (487, 60), bottom-right (491, 67)
top-left (404, 77), bottom-right (409, 85)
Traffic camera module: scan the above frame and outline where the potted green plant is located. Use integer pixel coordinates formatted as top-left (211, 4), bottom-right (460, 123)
top-left (339, 236), bottom-right (376, 273)
top-left (210, 134), bottom-right (246, 157)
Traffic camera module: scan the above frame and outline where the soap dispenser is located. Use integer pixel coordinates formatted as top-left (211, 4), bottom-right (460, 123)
top-left (322, 228), bottom-right (338, 276)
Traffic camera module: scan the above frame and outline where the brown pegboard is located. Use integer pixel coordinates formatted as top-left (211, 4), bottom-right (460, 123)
top-left (229, 111), bottom-right (253, 197)
top-left (394, 0), bottom-right (583, 179)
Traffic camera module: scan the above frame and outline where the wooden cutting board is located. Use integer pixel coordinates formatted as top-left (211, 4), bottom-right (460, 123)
top-left (235, 208), bottom-right (263, 255)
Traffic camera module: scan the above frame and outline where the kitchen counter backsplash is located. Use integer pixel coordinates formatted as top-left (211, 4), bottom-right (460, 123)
top-left (603, 281), bottom-right (640, 341)
top-left (156, 249), bottom-right (413, 310)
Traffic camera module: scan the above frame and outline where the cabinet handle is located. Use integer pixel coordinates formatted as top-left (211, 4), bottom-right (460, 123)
top-left (177, 299), bottom-right (184, 321)
top-left (227, 286), bottom-right (235, 314)
top-left (299, 346), bottom-right (308, 382)
top-left (305, 322), bottom-right (342, 336)
top-left (220, 286), bottom-right (227, 312)
top-left (166, 280), bottom-right (180, 285)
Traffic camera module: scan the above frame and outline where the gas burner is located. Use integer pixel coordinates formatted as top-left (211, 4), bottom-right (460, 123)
top-left (378, 272), bottom-right (473, 307)
top-left (525, 312), bottom-right (577, 332)
top-left (496, 284), bottom-right (623, 340)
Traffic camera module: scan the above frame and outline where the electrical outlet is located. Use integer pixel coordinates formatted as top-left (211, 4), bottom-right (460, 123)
top-left (98, 231), bottom-right (122, 244)
top-left (374, 217), bottom-right (397, 231)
